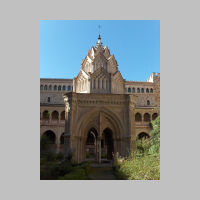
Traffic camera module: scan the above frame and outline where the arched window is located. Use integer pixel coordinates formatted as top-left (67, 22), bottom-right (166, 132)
top-left (137, 88), bottom-right (140, 93)
top-left (146, 88), bottom-right (149, 93)
top-left (60, 133), bottom-right (64, 144)
top-left (68, 85), bottom-right (71, 91)
top-left (60, 111), bottom-right (65, 120)
top-left (62, 85), bottom-right (66, 91)
top-left (132, 87), bottom-right (135, 93)
top-left (135, 113), bottom-right (142, 122)
top-left (54, 85), bottom-right (57, 91)
top-left (40, 85), bottom-right (43, 90)
top-left (141, 88), bottom-right (144, 93)
top-left (44, 85), bottom-right (47, 90)
top-left (128, 88), bottom-right (131, 93)
top-left (58, 85), bottom-right (61, 91)
top-left (150, 88), bottom-right (153, 93)
top-left (144, 113), bottom-right (151, 122)
top-left (47, 97), bottom-right (50, 103)
top-left (137, 132), bottom-right (150, 140)
top-left (49, 85), bottom-right (52, 90)
top-left (147, 100), bottom-right (150, 106)
top-left (152, 113), bottom-right (158, 120)
top-left (42, 130), bottom-right (56, 144)
top-left (43, 110), bottom-right (49, 120)
top-left (102, 79), bottom-right (104, 89)
top-left (52, 111), bottom-right (59, 120)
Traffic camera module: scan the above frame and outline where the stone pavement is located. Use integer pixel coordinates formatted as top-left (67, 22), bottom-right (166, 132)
top-left (88, 161), bottom-right (116, 180)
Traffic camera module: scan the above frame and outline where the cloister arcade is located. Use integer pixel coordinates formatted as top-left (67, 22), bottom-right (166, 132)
top-left (135, 112), bottom-right (158, 122)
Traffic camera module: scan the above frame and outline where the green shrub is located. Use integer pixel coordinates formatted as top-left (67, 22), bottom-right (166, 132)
top-left (115, 154), bottom-right (160, 180)
top-left (56, 152), bottom-right (64, 161)
top-left (114, 116), bottom-right (160, 180)
top-left (80, 162), bottom-right (91, 176)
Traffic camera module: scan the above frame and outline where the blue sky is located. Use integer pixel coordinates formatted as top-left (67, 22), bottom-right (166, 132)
top-left (40, 20), bottom-right (160, 81)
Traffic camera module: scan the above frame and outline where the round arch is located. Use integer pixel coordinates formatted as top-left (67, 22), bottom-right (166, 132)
top-left (135, 112), bottom-right (142, 122)
top-left (137, 132), bottom-right (150, 140)
top-left (42, 110), bottom-right (49, 120)
top-left (42, 130), bottom-right (56, 144)
top-left (144, 113), bottom-right (151, 122)
top-left (52, 110), bottom-right (59, 120)
top-left (152, 113), bottom-right (158, 120)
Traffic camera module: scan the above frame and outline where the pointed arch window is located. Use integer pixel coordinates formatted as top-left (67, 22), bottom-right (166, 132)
top-left (150, 88), bottom-right (153, 93)
top-left (141, 88), bottom-right (144, 93)
top-left (146, 88), bottom-right (149, 93)
top-left (137, 88), bottom-right (140, 93)
top-left (132, 88), bottom-right (135, 93)
top-left (54, 85), bottom-right (57, 91)
top-left (62, 85), bottom-right (66, 91)
top-left (58, 85), bottom-right (61, 91)
top-left (128, 88), bottom-right (131, 93)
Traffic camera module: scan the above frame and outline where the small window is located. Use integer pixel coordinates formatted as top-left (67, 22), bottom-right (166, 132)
top-left (47, 97), bottom-right (50, 103)
top-left (54, 85), bottom-right (57, 91)
top-left (49, 85), bottom-right (52, 90)
top-left (40, 85), bottom-right (43, 90)
top-left (62, 85), bottom-right (66, 91)
top-left (141, 88), bottom-right (144, 93)
top-left (132, 88), bottom-right (135, 93)
top-left (147, 100), bottom-right (150, 105)
top-left (146, 88), bottom-right (149, 93)
top-left (128, 88), bottom-right (131, 93)
top-left (137, 88), bottom-right (140, 93)
top-left (44, 85), bottom-right (47, 90)
top-left (58, 85), bottom-right (61, 91)
top-left (150, 88), bottom-right (153, 93)
top-left (68, 85), bottom-right (71, 91)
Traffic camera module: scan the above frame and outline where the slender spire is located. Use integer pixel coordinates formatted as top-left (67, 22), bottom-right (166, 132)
top-left (97, 25), bottom-right (102, 43)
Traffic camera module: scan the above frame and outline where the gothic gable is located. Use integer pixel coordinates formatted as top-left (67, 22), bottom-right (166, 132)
top-left (91, 66), bottom-right (110, 79)
top-left (93, 53), bottom-right (107, 72)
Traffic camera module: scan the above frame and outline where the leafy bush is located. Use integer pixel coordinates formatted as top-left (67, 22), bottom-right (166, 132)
top-left (115, 153), bottom-right (160, 180)
top-left (115, 116), bottom-right (160, 180)
top-left (56, 152), bottom-right (64, 161)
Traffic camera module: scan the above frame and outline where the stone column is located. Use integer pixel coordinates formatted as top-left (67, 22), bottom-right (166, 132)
top-left (97, 137), bottom-right (101, 163)
top-left (128, 95), bottom-right (136, 153)
top-left (63, 95), bottom-right (72, 160)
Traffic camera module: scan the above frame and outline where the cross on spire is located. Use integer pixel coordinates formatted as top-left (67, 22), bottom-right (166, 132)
top-left (98, 25), bottom-right (101, 40)
top-left (98, 25), bottom-right (101, 35)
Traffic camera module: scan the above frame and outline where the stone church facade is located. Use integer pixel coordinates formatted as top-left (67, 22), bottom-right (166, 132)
top-left (40, 35), bottom-right (160, 163)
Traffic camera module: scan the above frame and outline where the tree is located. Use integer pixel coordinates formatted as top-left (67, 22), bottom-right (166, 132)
top-left (149, 116), bottom-right (160, 154)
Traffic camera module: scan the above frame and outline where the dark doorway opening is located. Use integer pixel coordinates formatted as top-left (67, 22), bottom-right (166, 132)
top-left (102, 128), bottom-right (114, 160)
top-left (137, 132), bottom-right (150, 140)
top-left (86, 128), bottom-right (98, 159)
